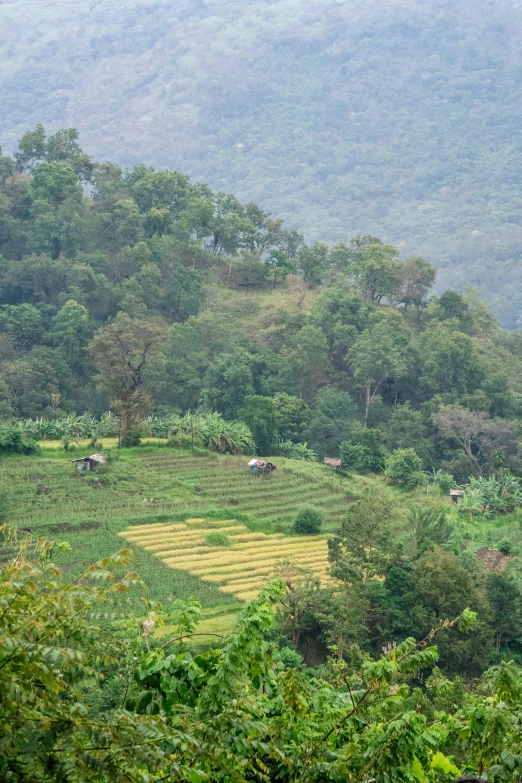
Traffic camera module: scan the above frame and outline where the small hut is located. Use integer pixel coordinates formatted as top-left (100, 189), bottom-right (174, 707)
top-left (72, 454), bottom-right (107, 472)
top-left (450, 488), bottom-right (465, 504)
top-left (323, 457), bottom-right (342, 469)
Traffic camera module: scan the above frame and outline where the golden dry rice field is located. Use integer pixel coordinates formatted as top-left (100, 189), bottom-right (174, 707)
top-left (119, 517), bottom-right (335, 601)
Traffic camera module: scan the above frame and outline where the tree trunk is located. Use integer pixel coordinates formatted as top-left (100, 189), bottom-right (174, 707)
top-left (363, 383), bottom-right (371, 427)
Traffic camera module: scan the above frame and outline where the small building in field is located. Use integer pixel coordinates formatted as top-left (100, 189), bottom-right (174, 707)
top-left (323, 457), bottom-right (342, 469)
top-left (72, 454), bottom-right (107, 472)
top-left (450, 488), bottom-right (465, 504)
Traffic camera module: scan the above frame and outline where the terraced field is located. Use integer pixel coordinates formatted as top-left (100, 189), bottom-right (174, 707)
top-left (119, 517), bottom-right (334, 601)
top-left (138, 452), bottom-right (351, 531)
top-left (0, 447), bottom-right (354, 608)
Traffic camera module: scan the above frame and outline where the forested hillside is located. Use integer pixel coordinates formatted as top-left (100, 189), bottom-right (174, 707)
top-left (2, 125), bottom-right (522, 488)
top-left (2, 0), bottom-right (522, 323)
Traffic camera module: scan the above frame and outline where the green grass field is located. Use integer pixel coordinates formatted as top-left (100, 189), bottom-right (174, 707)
top-left (2, 444), bottom-right (522, 620)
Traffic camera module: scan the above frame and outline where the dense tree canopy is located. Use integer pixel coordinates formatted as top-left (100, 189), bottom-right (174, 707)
top-left (3, 528), bottom-right (522, 783)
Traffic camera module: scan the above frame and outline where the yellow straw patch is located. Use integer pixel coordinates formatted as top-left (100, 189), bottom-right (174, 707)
top-left (119, 517), bottom-right (332, 601)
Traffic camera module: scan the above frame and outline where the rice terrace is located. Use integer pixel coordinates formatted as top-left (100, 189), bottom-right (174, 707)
top-left (0, 446), bottom-right (355, 629)
top-left (119, 517), bottom-right (333, 601)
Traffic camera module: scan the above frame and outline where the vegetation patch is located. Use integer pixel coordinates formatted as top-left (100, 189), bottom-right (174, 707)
top-left (204, 531), bottom-right (232, 547)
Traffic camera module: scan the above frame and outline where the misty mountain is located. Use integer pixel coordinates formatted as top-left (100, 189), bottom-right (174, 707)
top-left (2, 0), bottom-right (522, 324)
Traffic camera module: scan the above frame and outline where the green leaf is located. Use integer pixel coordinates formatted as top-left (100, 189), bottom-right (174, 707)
top-left (429, 751), bottom-right (460, 776)
top-left (411, 756), bottom-right (428, 782)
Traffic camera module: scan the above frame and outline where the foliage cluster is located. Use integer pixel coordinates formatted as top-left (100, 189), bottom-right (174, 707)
top-left (457, 471), bottom-right (522, 518)
top-left (0, 424), bottom-right (39, 454)
top-left (385, 448), bottom-right (425, 489)
top-left (293, 505), bottom-right (323, 536)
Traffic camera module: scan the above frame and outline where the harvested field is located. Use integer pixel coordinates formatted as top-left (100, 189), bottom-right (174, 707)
top-left (119, 518), bottom-right (335, 600)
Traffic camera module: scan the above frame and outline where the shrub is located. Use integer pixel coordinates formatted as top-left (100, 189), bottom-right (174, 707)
top-left (277, 646), bottom-right (305, 671)
top-left (293, 505), bottom-right (323, 535)
top-left (458, 471), bottom-right (522, 517)
top-left (166, 433), bottom-right (199, 450)
top-left (385, 448), bottom-right (424, 488)
top-left (499, 540), bottom-right (515, 555)
top-left (0, 427), bottom-right (39, 455)
top-left (61, 435), bottom-right (79, 451)
top-left (278, 439), bottom-right (318, 461)
top-left (121, 427), bottom-right (142, 448)
top-left (169, 412), bottom-right (254, 455)
top-left (431, 469), bottom-right (454, 495)
top-left (340, 429), bottom-right (387, 473)
top-left (205, 531), bottom-right (232, 547)
top-left (408, 507), bottom-right (454, 552)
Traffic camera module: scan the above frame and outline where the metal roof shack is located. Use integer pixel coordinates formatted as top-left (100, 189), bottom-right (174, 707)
top-left (72, 454), bottom-right (107, 472)
top-left (323, 458), bottom-right (342, 468)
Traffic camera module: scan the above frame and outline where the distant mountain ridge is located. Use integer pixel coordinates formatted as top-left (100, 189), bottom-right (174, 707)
top-left (2, 0), bottom-right (522, 324)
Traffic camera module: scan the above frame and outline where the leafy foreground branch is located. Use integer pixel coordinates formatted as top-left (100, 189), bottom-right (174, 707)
top-left (0, 534), bottom-right (520, 782)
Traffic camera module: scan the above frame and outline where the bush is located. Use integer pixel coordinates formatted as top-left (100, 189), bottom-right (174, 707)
top-left (499, 540), bottom-right (515, 555)
top-left (166, 433), bottom-right (199, 450)
top-left (278, 439), bottom-right (317, 461)
top-left (0, 427), bottom-right (39, 455)
top-left (408, 507), bottom-right (454, 552)
top-left (121, 427), bottom-right (142, 448)
top-left (340, 429), bottom-right (387, 473)
top-left (205, 531), bottom-right (232, 547)
top-left (432, 470), bottom-right (454, 495)
top-left (293, 505), bottom-right (323, 535)
top-left (385, 448), bottom-right (424, 488)
top-left (458, 472), bottom-right (522, 517)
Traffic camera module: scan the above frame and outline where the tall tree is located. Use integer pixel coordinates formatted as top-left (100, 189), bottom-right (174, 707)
top-left (434, 405), bottom-right (518, 476)
top-left (239, 395), bottom-right (278, 456)
top-left (350, 318), bottom-right (409, 425)
top-left (50, 299), bottom-right (90, 368)
top-left (14, 124), bottom-right (46, 173)
top-left (88, 313), bottom-right (164, 442)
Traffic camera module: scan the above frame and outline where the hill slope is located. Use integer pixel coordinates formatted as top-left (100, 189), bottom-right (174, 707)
top-left (3, 0), bottom-right (522, 323)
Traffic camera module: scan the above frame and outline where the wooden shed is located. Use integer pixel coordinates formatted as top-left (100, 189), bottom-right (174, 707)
top-left (72, 454), bottom-right (107, 472)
